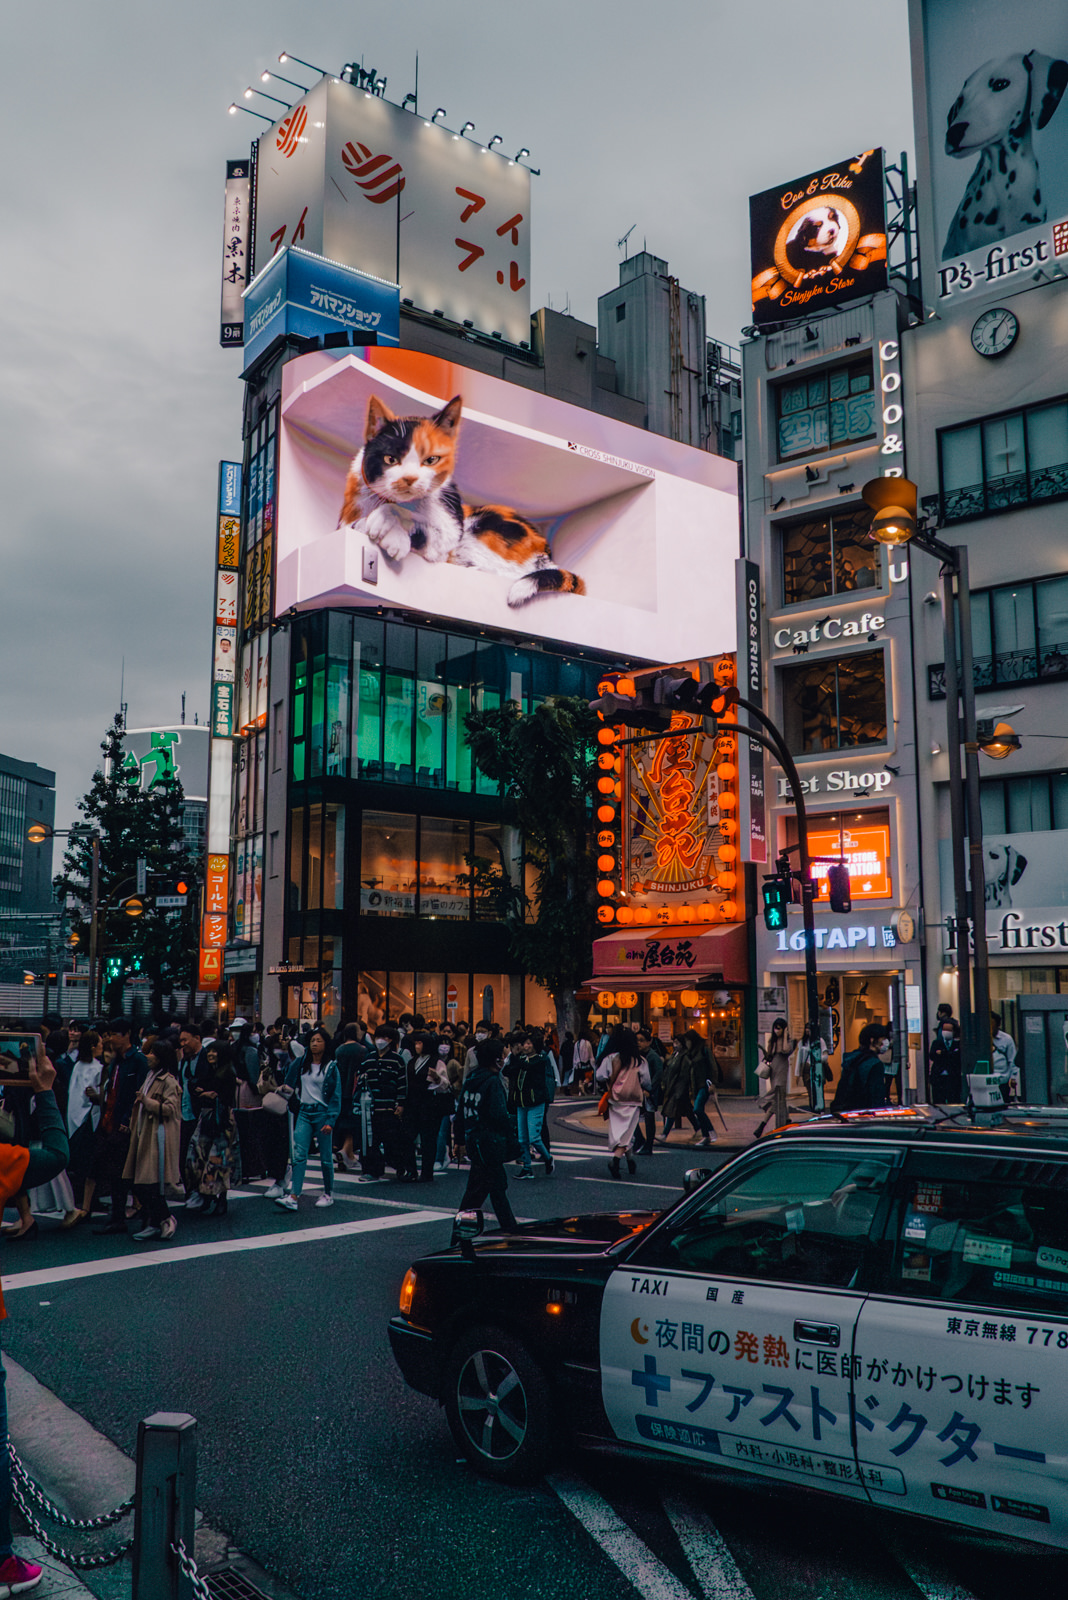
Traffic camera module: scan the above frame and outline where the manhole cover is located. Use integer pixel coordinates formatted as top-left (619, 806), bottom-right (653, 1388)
top-left (206, 1568), bottom-right (276, 1600)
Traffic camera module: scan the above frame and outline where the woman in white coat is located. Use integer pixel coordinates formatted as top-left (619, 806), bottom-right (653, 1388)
top-left (605, 1030), bottom-right (651, 1180)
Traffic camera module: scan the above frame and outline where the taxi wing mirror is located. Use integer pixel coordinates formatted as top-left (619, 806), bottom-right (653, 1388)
top-left (451, 1208), bottom-right (485, 1257)
top-left (682, 1168), bottom-right (716, 1195)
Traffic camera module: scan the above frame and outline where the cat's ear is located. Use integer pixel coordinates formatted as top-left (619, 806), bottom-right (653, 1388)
top-left (433, 396), bottom-right (463, 437)
top-left (365, 395), bottom-right (396, 441)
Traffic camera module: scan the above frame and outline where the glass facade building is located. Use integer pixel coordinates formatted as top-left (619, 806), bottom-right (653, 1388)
top-left (268, 607), bottom-right (608, 1031)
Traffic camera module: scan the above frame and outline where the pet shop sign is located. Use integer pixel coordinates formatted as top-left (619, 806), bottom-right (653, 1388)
top-left (937, 222), bottom-right (1068, 304)
top-left (749, 150), bottom-right (889, 326)
top-left (242, 246), bottom-right (399, 368)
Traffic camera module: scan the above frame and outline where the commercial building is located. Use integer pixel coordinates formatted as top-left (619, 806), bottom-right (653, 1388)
top-left (0, 753), bottom-right (55, 915)
top-left (902, 0), bottom-right (1068, 1086)
top-left (741, 150), bottom-right (926, 1092)
top-left (209, 72), bottom-right (741, 1032)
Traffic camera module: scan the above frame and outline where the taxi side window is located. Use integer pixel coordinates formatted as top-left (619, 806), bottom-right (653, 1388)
top-left (882, 1159), bottom-right (1068, 1315)
top-left (635, 1150), bottom-right (895, 1288)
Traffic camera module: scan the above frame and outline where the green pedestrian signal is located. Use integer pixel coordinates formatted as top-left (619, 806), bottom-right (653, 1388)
top-left (762, 877), bottom-right (789, 932)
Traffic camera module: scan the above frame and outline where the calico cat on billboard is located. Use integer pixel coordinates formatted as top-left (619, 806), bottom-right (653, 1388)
top-left (749, 150), bottom-right (888, 325)
top-left (273, 348), bottom-right (739, 661)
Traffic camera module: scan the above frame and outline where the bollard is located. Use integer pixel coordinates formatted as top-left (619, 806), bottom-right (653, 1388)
top-left (132, 1412), bottom-right (197, 1600)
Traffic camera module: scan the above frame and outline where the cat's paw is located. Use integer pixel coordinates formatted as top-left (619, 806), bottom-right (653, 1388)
top-left (363, 507), bottom-right (411, 560)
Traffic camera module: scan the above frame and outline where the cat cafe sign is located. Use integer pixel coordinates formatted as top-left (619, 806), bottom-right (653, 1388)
top-left (274, 346), bottom-right (740, 662)
top-left (773, 611), bottom-right (885, 652)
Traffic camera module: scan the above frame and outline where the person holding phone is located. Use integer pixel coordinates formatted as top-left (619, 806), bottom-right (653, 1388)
top-left (0, 1038), bottom-right (69, 1595)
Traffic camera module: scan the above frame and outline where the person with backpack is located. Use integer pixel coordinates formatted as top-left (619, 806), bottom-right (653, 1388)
top-left (458, 1037), bottom-right (518, 1231)
top-left (832, 1023), bottom-right (893, 1112)
top-left (604, 1029), bottom-right (651, 1179)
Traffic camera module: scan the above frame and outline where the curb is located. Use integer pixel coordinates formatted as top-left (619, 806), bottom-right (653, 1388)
top-left (6, 1358), bottom-right (301, 1600)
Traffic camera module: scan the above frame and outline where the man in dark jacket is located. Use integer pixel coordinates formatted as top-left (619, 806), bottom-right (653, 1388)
top-left (632, 1028), bottom-right (663, 1156)
top-left (334, 1022), bottom-right (371, 1173)
top-left (356, 1024), bottom-right (408, 1182)
top-left (459, 1039), bottom-right (518, 1230)
top-left (92, 1018), bottom-right (148, 1235)
top-left (832, 1024), bottom-right (892, 1113)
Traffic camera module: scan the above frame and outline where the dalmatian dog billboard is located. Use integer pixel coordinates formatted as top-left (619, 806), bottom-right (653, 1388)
top-left (748, 150), bottom-right (888, 326)
top-left (918, 0), bottom-right (1068, 305)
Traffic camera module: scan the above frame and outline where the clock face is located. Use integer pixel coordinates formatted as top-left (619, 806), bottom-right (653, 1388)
top-left (896, 909), bottom-right (915, 944)
top-left (971, 307), bottom-right (1019, 358)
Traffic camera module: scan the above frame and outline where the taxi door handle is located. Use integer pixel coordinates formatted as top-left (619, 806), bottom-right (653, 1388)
top-left (794, 1320), bottom-right (840, 1348)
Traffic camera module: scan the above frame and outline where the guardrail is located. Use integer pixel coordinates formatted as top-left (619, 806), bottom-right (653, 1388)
top-left (12, 1410), bottom-right (214, 1598)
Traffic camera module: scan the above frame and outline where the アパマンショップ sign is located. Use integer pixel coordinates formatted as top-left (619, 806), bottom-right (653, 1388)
top-left (750, 150), bottom-right (888, 325)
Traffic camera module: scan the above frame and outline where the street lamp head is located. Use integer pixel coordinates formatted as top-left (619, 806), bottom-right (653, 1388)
top-left (26, 824), bottom-right (51, 845)
top-left (861, 475), bottom-right (919, 546)
top-left (977, 720), bottom-right (1021, 760)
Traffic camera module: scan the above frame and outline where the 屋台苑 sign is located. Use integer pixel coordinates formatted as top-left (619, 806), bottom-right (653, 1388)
top-left (750, 150), bottom-right (888, 326)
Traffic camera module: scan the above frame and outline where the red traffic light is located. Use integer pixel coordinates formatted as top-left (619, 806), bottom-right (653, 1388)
top-left (175, 879), bottom-right (189, 897)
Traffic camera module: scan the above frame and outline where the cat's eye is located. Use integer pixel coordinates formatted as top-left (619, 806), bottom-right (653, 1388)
top-left (382, 454), bottom-right (397, 465)
top-left (423, 454), bottom-right (441, 466)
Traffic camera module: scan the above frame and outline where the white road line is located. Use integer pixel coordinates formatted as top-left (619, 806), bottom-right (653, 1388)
top-left (569, 1175), bottom-right (682, 1192)
top-left (548, 1471), bottom-right (697, 1600)
top-left (662, 1496), bottom-right (756, 1600)
top-left (2, 1209), bottom-right (450, 1293)
top-left (881, 1533), bottom-right (979, 1600)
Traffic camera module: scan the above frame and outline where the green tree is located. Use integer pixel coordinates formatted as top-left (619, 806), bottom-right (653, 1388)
top-left (464, 695), bottom-right (599, 1038)
top-left (55, 716), bottom-right (198, 1016)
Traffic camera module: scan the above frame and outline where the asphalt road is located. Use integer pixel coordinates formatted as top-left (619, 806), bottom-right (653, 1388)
top-left (3, 1103), bottom-right (1067, 1600)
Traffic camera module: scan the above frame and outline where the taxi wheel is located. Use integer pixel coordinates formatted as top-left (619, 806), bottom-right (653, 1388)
top-left (443, 1324), bottom-right (553, 1484)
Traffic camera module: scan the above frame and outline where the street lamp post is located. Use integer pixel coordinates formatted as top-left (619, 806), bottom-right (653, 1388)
top-left (862, 477), bottom-right (997, 1075)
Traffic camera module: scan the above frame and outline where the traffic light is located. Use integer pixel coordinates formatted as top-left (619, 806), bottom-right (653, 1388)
top-left (153, 873), bottom-right (194, 907)
top-left (827, 863), bottom-right (852, 914)
top-left (762, 875), bottom-right (789, 931)
top-left (590, 671), bottom-right (733, 732)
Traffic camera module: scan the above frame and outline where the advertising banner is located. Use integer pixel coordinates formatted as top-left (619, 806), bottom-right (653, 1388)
top-left (808, 822), bottom-right (892, 899)
top-left (220, 159), bottom-right (251, 348)
top-left (914, 0), bottom-right (1068, 307)
top-left (215, 569), bottom-right (238, 627)
top-left (275, 347), bottom-right (739, 661)
top-left (123, 727), bottom-right (209, 803)
top-left (198, 947), bottom-right (222, 990)
top-left (205, 854), bottom-right (229, 922)
top-left (735, 559), bottom-right (767, 864)
top-left (749, 149), bottom-right (888, 325)
top-left (253, 79), bottom-right (532, 345)
top-left (211, 683), bottom-right (234, 740)
top-left (939, 828), bottom-right (1068, 954)
top-left (242, 246), bottom-right (400, 368)
top-left (202, 913), bottom-right (227, 950)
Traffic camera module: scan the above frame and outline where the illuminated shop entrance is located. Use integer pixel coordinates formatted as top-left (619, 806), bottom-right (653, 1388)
top-left (587, 984), bottom-right (747, 1090)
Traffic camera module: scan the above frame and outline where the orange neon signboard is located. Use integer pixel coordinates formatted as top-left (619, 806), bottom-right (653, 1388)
top-left (809, 824), bottom-right (891, 899)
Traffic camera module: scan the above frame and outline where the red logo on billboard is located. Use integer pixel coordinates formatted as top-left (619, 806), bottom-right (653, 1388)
top-left (276, 105), bottom-right (308, 159)
top-left (341, 142), bottom-right (405, 204)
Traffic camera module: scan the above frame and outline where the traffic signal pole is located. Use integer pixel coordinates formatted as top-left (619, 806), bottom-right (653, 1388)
top-left (723, 693), bottom-right (826, 1113)
top-left (592, 674), bottom-right (828, 1114)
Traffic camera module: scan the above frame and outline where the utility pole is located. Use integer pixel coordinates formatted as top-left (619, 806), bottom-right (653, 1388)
top-left (88, 834), bottom-right (100, 1018)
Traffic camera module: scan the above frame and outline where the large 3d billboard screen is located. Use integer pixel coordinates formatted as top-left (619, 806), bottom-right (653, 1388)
top-left (254, 79), bottom-right (532, 345)
top-left (914, 0), bottom-right (1068, 307)
top-left (274, 348), bottom-right (739, 661)
top-left (749, 150), bottom-right (888, 325)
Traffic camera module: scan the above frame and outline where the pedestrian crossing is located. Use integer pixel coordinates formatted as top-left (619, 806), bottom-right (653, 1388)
top-left (229, 1140), bottom-right (620, 1199)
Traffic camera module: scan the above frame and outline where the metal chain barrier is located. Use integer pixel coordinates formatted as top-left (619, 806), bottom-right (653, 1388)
top-left (8, 1444), bottom-right (134, 1570)
top-left (171, 1536), bottom-right (214, 1600)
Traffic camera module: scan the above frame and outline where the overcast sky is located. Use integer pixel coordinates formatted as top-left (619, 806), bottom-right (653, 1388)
top-left (2, 1), bottom-right (913, 835)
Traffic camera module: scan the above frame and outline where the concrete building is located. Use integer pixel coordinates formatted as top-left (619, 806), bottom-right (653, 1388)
top-left (741, 289), bottom-right (925, 1094)
top-left (903, 279), bottom-right (1068, 1079)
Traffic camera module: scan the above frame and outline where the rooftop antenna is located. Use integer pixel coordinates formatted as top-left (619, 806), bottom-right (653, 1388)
top-left (119, 658), bottom-right (127, 730)
top-left (181, 692), bottom-right (186, 726)
top-left (617, 224), bottom-right (636, 260)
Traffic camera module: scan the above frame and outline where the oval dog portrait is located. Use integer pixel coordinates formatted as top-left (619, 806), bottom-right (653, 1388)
top-left (774, 198), bottom-right (861, 286)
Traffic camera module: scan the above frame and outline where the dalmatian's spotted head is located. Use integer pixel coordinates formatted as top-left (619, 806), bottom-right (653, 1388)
top-left (946, 51), bottom-right (1068, 157)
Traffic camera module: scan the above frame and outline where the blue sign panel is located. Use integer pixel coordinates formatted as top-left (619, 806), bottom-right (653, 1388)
top-left (242, 247), bottom-right (400, 368)
top-left (217, 461), bottom-right (242, 517)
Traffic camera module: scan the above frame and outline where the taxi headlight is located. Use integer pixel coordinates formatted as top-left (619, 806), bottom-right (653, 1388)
top-left (399, 1267), bottom-right (417, 1316)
